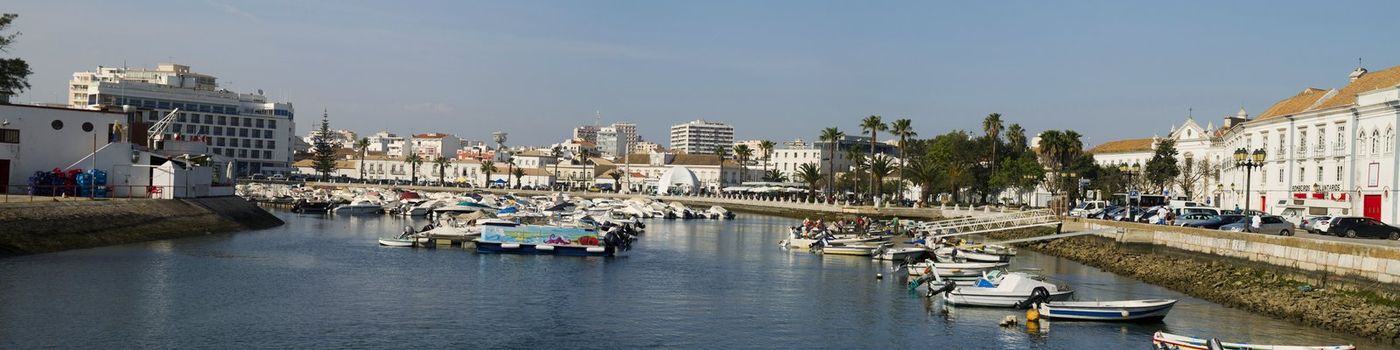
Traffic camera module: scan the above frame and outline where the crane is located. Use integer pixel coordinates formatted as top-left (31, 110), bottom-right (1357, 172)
top-left (146, 108), bottom-right (180, 149)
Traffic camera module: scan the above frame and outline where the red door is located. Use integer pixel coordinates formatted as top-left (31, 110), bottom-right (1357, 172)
top-left (0, 159), bottom-right (8, 194)
top-left (1363, 195), bottom-right (1383, 221)
top-left (1259, 195), bottom-right (1267, 213)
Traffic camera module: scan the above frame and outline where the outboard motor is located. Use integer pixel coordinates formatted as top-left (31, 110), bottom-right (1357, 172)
top-left (927, 280), bottom-right (957, 298)
top-left (1012, 287), bottom-right (1052, 309)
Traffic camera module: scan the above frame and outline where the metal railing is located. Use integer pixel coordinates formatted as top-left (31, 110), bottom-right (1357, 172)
top-left (1, 185), bottom-right (214, 203)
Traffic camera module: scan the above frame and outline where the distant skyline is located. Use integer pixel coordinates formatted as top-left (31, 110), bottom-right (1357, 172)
top-left (8, 1), bottom-right (1400, 148)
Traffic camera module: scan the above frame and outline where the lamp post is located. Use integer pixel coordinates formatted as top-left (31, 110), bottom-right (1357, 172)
top-left (1119, 162), bottom-right (1141, 221)
top-left (1233, 148), bottom-right (1267, 214)
top-left (1215, 183), bottom-right (1224, 207)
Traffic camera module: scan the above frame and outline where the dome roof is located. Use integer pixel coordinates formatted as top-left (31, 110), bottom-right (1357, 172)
top-left (656, 166), bottom-right (700, 195)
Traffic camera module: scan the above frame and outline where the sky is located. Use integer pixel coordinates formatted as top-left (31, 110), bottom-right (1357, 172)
top-left (7, 0), bottom-right (1400, 148)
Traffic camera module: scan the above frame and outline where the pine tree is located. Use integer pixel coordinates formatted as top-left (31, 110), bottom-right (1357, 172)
top-left (311, 112), bottom-right (338, 180)
top-left (0, 14), bottom-right (32, 101)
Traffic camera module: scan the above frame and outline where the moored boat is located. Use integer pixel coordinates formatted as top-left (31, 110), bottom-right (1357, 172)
top-left (377, 237), bottom-right (415, 247)
top-left (332, 200), bottom-right (384, 215)
top-left (1036, 299), bottom-right (1177, 322)
top-left (1150, 331), bottom-right (1355, 350)
top-left (940, 272), bottom-right (1073, 307)
top-left (472, 220), bottom-right (629, 257)
top-left (872, 246), bottom-right (928, 261)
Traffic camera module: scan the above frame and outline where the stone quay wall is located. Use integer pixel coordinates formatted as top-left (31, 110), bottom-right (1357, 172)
top-left (0, 196), bottom-right (283, 257)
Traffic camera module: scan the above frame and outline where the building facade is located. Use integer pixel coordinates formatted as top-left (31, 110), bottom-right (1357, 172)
top-left (68, 63), bottom-right (296, 176)
top-left (411, 133), bottom-right (460, 159)
top-left (670, 119), bottom-right (734, 155)
top-left (572, 125), bottom-right (599, 143)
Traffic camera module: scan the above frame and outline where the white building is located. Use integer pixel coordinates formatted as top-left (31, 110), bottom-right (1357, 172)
top-left (572, 125), bottom-right (599, 143)
top-left (411, 133), bottom-right (460, 159)
top-left (1090, 64), bottom-right (1400, 223)
top-left (68, 63), bottom-right (296, 176)
top-left (364, 131), bottom-right (406, 156)
top-left (595, 123), bottom-right (637, 158)
top-left (670, 119), bottom-right (734, 155)
top-left (303, 128), bottom-right (357, 149)
top-left (631, 141), bottom-right (664, 154)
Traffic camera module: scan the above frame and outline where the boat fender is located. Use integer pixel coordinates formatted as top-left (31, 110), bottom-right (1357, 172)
top-left (1025, 308), bottom-right (1040, 322)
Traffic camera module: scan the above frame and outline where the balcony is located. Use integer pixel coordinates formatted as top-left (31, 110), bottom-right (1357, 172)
top-left (1295, 145), bottom-right (1308, 158)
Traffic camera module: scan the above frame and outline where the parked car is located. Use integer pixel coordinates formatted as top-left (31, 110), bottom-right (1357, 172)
top-left (1091, 206), bottom-right (1121, 220)
top-left (1221, 215), bottom-right (1295, 236)
top-left (1069, 201), bottom-right (1109, 217)
top-left (1183, 214), bottom-right (1246, 229)
top-left (1175, 213), bottom-right (1217, 227)
top-left (250, 174), bottom-right (268, 180)
top-left (1326, 217), bottom-right (1400, 240)
top-left (1174, 206), bottom-right (1221, 217)
top-left (269, 174), bottom-right (286, 181)
top-left (1300, 215), bottom-right (1332, 234)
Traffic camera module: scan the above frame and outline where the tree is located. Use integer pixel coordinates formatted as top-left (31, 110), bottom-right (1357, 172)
top-left (889, 118), bottom-right (916, 204)
top-left (1177, 157), bottom-right (1217, 201)
top-left (608, 170), bottom-right (622, 193)
top-left (764, 169), bottom-right (787, 182)
top-left (433, 156), bottom-right (450, 185)
top-left (480, 160), bottom-right (496, 188)
top-left (404, 154), bottom-right (424, 185)
top-left (0, 14), bottom-right (32, 99)
top-left (843, 147), bottom-right (867, 194)
top-left (860, 115), bottom-right (887, 202)
top-left (983, 113), bottom-right (1004, 172)
top-left (505, 157), bottom-right (517, 188)
top-left (354, 137), bottom-right (370, 181)
top-left (927, 131), bottom-right (975, 203)
top-left (311, 113), bottom-right (338, 180)
top-left (733, 144), bottom-right (753, 183)
top-left (905, 156), bottom-right (941, 206)
top-left (795, 163), bottom-right (822, 198)
top-left (819, 127), bottom-right (845, 196)
top-left (1145, 139), bottom-right (1181, 194)
top-left (713, 146), bottom-right (727, 188)
top-left (1036, 130), bottom-right (1084, 202)
top-left (1006, 123), bottom-right (1027, 155)
top-left (868, 154), bottom-right (896, 197)
top-left (550, 146), bottom-right (563, 189)
top-left (990, 155), bottom-right (1044, 205)
top-left (512, 167), bottom-right (526, 189)
top-left (758, 140), bottom-right (775, 175)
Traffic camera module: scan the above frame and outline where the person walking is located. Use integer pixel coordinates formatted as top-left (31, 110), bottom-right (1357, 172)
top-left (1250, 214), bottom-right (1262, 233)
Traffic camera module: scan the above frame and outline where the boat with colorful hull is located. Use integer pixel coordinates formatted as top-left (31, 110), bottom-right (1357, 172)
top-left (473, 220), bottom-right (623, 257)
top-left (1036, 299), bottom-right (1177, 322)
top-left (1150, 331), bottom-right (1354, 350)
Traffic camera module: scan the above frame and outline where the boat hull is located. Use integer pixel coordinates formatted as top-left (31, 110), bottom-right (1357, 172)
top-left (1151, 331), bottom-right (1355, 350)
top-left (944, 289), bottom-right (1074, 307)
top-left (1037, 299), bottom-right (1176, 321)
top-left (377, 238), bottom-right (414, 247)
top-left (474, 240), bottom-right (615, 257)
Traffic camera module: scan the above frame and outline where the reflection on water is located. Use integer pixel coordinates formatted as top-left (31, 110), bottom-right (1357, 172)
top-left (0, 211), bottom-right (1391, 349)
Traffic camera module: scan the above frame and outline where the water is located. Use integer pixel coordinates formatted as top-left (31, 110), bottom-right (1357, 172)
top-left (1, 211), bottom-right (1392, 349)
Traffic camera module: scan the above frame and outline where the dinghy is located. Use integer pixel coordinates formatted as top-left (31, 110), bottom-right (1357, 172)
top-left (1036, 299), bottom-right (1177, 322)
top-left (941, 272), bottom-right (1073, 307)
top-left (872, 246), bottom-right (928, 261)
top-left (377, 237), bottom-right (414, 247)
top-left (1150, 331), bottom-right (1354, 350)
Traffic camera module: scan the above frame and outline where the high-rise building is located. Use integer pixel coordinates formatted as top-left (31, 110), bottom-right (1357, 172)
top-left (68, 63), bottom-right (296, 175)
top-left (594, 123), bottom-right (638, 158)
top-left (366, 131), bottom-right (407, 157)
top-left (670, 119), bottom-right (734, 155)
top-left (572, 125), bottom-right (599, 143)
top-left (411, 133), bottom-right (462, 159)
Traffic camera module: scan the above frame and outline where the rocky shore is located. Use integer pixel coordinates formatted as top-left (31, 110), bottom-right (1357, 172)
top-left (987, 228), bottom-right (1400, 343)
top-left (0, 196), bottom-right (282, 257)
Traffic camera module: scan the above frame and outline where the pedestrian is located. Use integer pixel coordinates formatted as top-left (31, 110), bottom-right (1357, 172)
top-left (1250, 214), bottom-right (1262, 233)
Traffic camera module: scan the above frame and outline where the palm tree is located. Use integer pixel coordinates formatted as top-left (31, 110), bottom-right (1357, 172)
top-left (889, 119), bottom-right (916, 204)
top-left (758, 140), bottom-right (775, 175)
top-left (844, 147), bottom-right (866, 194)
top-left (1007, 123), bottom-right (1027, 154)
top-left (713, 146), bottom-right (728, 189)
top-left (869, 154), bottom-right (896, 197)
top-left (733, 144), bottom-right (753, 183)
top-left (608, 170), bottom-right (623, 193)
top-left (512, 167), bottom-right (525, 189)
top-left (983, 113), bottom-right (1004, 171)
top-left (819, 127), bottom-right (844, 197)
top-left (550, 146), bottom-right (563, 190)
top-left (860, 115), bottom-right (887, 202)
top-left (432, 156), bottom-right (450, 185)
top-left (354, 137), bottom-right (370, 181)
top-left (404, 154), bottom-right (424, 185)
top-left (505, 157), bottom-right (517, 189)
top-left (479, 160), bottom-right (496, 188)
top-left (764, 169), bottom-right (787, 182)
top-left (905, 157), bottom-right (940, 206)
top-left (795, 163), bottom-right (822, 199)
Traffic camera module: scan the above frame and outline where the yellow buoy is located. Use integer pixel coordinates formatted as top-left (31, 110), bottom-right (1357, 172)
top-left (1025, 308), bottom-right (1040, 322)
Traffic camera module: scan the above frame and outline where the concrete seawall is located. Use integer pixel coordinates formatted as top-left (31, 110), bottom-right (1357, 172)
top-left (0, 197), bottom-right (283, 257)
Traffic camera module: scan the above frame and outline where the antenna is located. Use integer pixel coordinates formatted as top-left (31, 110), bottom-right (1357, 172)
top-left (594, 110), bottom-right (601, 127)
top-left (1188, 107), bottom-right (1193, 119)
top-left (1359, 57), bottom-right (1363, 68)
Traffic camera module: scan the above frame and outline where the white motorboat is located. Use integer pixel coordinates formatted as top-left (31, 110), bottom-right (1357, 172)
top-left (819, 244), bottom-right (884, 256)
top-left (932, 246), bottom-right (1010, 263)
top-left (1036, 299), bottom-right (1177, 321)
top-left (706, 206), bottom-right (735, 220)
top-left (333, 200), bottom-right (384, 215)
top-left (872, 246), bottom-right (927, 261)
top-left (406, 200), bottom-right (446, 216)
top-left (1151, 331), bottom-right (1354, 350)
top-left (940, 272), bottom-right (1073, 307)
top-left (907, 261), bottom-right (1009, 277)
top-left (377, 237), bottom-right (414, 247)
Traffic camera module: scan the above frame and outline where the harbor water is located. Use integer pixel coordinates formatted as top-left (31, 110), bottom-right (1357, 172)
top-left (1, 211), bottom-right (1393, 349)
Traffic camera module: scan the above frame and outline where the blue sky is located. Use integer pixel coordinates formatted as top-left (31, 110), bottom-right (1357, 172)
top-left (8, 0), bottom-right (1400, 147)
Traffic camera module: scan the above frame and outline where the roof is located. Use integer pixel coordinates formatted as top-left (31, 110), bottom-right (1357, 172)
top-left (1314, 65), bottom-right (1400, 110)
top-left (1087, 138), bottom-right (1154, 154)
top-left (670, 154), bottom-right (722, 166)
top-left (412, 133), bottom-right (450, 139)
top-left (1253, 88), bottom-right (1332, 121)
top-left (291, 159), bottom-right (357, 170)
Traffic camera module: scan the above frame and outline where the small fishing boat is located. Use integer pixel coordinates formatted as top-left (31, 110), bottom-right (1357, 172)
top-left (941, 272), bottom-right (1073, 307)
top-left (819, 244), bottom-right (885, 256)
top-left (377, 237), bottom-right (415, 247)
top-left (1150, 331), bottom-right (1355, 350)
top-left (932, 247), bottom-right (1010, 263)
top-left (473, 220), bottom-right (630, 257)
top-left (1036, 299), bottom-right (1177, 322)
top-left (333, 200), bottom-right (384, 215)
top-left (907, 261), bottom-right (1009, 277)
top-left (706, 206), bottom-right (735, 220)
top-left (872, 246), bottom-right (927, 261)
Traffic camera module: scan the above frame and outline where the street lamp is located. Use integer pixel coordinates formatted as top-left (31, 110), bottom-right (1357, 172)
top-left (1233, 148), bottom-right (1267, 214)
top-left (1119, 162), bottom-right (1141, 221)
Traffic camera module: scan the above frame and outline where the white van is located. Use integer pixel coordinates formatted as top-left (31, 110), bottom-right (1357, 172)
top-left (1169, 200), bottom-right (1205, 208)
top-left (1173, 206), bottom-right (1221, 217)
top-left (1070, 201), bottom-right (1109, 217)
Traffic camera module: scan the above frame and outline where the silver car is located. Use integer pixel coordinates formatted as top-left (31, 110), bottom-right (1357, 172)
top-left (1301, 215), bottom-right (1332, 233)
top-left (1221, 215), bottom-right (1296, 236)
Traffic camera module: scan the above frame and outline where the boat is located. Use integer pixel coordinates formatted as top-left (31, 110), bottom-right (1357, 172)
top-left (1035, 299), bottom-right (1177, 322)
top-left (940, 272), bottom-right (1073, 307)
top-left (907, 261), bottom-right (1009, 277)
top-left (472, 220), bottom-right (630, 257)
top-left (872, 246), bottom-right (928, 261)
top-left (332, 200), bottom-right (384, 215)
top-left (706, 206), bottom-right (735, 220)
top-left (290, 200), bottom-right (333, 214)
top-left (1150, 331), bottom-right (1355, 350)
top-left (932, 246), bottom-right (1010, 263)
top-left (377, 237), bottom-right (415, 247)
top-left (819, 244), bottom-right (884, 256)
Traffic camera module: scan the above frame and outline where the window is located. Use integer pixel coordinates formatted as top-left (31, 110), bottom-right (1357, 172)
top-left (263, 151), bottom-right (272, 159)
top-left (243, 119), bottom-right (252, 127)
top-left (1337, 126), bottom-right (1345, 150)
top-left (0, 128), bottom-right (18, 143)
top-left (51, 120), bottom-right (63, 130)
top-left (239, 150), bottom-right (247, 158)
top-left (1317, 166), bottom-right (1323, 182)
top-left (268, 141), bottom-right (276, 149)
top-left (1372, 130), bottom-right (1380, 155)
top-left (255, 140), bottom-right (263, 149)
top-left (1337, 166), bottom-right (1344, 182)
top-left (219, 116), bottom-right (227, 125)
top-left (256, 119), bottom-right (265, 128)
top-left (240, 129), bottom-right (249, 137)
top-left (178, 113), bottom-right (186, 122)
top-left (204, 115), bottom-right (213, 124)
top-left (230, 117), bottom-right (239, 126)
top-left (242, 139), bottom-right (251, 148)
top-left (1387, 127), bottom-right (1394, 154)
top-left (81, 122), bottom-right (93, 132)
top-left (268, 120), bottom-right (277, 128)
top-left (217, 138), bottom-right (225, 146)
top-left (1298, 167), bottom-right (1304, 183)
